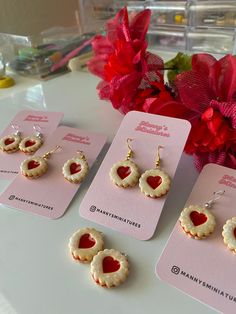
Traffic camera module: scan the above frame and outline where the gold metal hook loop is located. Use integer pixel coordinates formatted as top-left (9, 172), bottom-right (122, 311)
top-left (126, 138), bottom-right (133, 160)
top-left (204, 190), bottom-right (225, 209)
top-left (76, 150), bottom-right (86, 160)
top-left (155, 145), bottom-right (164, 168)
top-left (42, 145), bottom-right (61, 160)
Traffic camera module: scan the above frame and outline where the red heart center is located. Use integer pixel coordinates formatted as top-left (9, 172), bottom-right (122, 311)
top-left (147, 176), bottom-right (162, 189)
top-left (70, 163), bottom-right (81, 175)
top-left (117, 166), bottom-right (131, 179)
top-left (234, 228), bottom-right (236, 239)
top-left (4, 138), bottom-right (15, 146)
top-left (25, 140), bottom-right (36, 147)
top-left (102, 256), bottom-right (120, 273)
top-left (79, 233), bottom-right (95, 249)
top-left (190, 211), bottom-right (207, 226)
top-left (27, 160), bottom-right (40, 170)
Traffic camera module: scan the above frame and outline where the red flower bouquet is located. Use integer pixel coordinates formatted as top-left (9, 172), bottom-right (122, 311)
top-left (88, 7), bottom-right (236, 171)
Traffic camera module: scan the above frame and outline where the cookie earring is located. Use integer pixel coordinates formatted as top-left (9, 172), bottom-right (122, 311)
top-left (20, 145), bottom-right (61, 179)
top-left (222, 217), bottom-right (236, 254)
top-left (62, 150), bottom-right (89, 183)
top-left (0, 124), bottom-right (21, 153)
top-left (19, 125), bottom-right (43, 154)
top-left (179, 190), bottom-right (225, 239)
top-left (109, 138), bottom-right (140, 188)
top-left (139, 145), bottom-right (171, 198)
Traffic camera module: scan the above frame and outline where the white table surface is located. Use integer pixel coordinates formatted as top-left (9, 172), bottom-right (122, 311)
top-left (0, 71), bottom-right (217, 314)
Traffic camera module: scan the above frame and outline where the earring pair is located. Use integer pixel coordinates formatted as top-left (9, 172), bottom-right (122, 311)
top-left (179, 190), bottom-right (236, 253)
top-left (0, 124), bottom-right (43, 154)
top-left (69, 227), bottom-right (129, 288)
top-left (20, 146), bottom-right (90, 183)
top-left (109, 138), bottom-right (171, 198)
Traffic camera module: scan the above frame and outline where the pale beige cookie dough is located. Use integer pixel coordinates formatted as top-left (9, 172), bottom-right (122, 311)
top-left (91, 249), bottom-right (129, 288)
top-left (19, 136), bottom-right (43, 154)
top-left (0, 134), bottom-right (21, 153)
top-left (69, 228), bottom-right (104, 263)
top-left (110, 160), bottom-right (140, 188)
top-left (222, 217), bottom-right (236, 253)
top-left (20, 156), bottom-right (48, 178)
top-left (62, 157), bottom-right (89, 183)
top-left (139, 168), bottom-right (170, 198)
top-left (179, 205), bottom-right (216, 239)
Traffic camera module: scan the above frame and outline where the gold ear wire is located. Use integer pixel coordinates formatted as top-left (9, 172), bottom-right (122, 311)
top-left (125, 138), bottom-right (133, 160)
top-left (76, 150), bottom-right (86, 160)
top-left (43, 145), bottom-right (62, 160)
top-left (204, 190), bottom-right (225, 209)
top-left (155, 145), bottom-right (164, 168)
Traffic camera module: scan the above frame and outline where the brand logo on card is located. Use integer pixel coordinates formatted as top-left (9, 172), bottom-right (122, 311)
top-left (63, 133), bottom-right (91, 145)
top-left (8, 194), bottom-right (53, 210)
top-left (24, 115), bottom-right (49, 122)
top-left (219, 175), bottom-right (236, 189)
top-left (170, 265), bottom-right (236, 304)
top-left (135, 121), bottom-right (170, 137)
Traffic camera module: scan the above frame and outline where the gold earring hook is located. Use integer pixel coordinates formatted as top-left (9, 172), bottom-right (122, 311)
top-left (204, 190), bottom-right (225, 209)
top-left (42, 145), bottom-right (62, 160)
top-left (155, 145), bottom-right (164, 168)
top-left (76, 150), bottom-right (86, 160)
top-left (126, 138), bottom-right (133, 160)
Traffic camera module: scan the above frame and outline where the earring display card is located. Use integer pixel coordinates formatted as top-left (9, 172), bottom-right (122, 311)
top-left (0, 110), bottom-right (64, 179)
top-left (0, 126), bottom-right (107, 219)
top-left (79, 111), bottom-right (191, 240)
top-left (156, 164), bottom-right (236, 314)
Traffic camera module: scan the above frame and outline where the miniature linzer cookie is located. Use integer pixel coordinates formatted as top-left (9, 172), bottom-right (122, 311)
top-left (62, 151), bottom-right (89, 183)
top-left (20, 145), bottom-right (61, 179)
top-left (0, 125), bottom-right (21, 153)
top-left (179, 205), bottom-right (216, 239)
top-left (68, 228), bottom-right (104, 263)
top-left (19, 136), bottom-right (43, 154)
top-left (222, 217), bottom-right (236, 253)
top-left (91, 249), bottom-right (129, 288)
top-left (139, 146), bottom-right (171, 198)
top-left (110, 138), bottom-right (140, 188)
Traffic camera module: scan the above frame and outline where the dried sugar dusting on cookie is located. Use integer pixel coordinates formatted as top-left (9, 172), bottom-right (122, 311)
top-left (90, 249), bottom-right (129, 288)
top-left (139, 168), bottom-right (171, 198)
top-left (69, 228), bottom-right (104, 263)
top-left (110, 160), bottom-right (140, 188)
top-left (179, 205), bottom-right (216, 239)
top-left (222, 217), bottom-right (236, 254)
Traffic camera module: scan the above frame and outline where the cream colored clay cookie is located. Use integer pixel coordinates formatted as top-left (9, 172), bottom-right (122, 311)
top-left (62, 157), bottom-right (89, 183)
top-left (20, 156), bottom-right (48, 178)
top-left (91, 249), bottom-right (129, 288)
top-left (222, 217), bottom-right (236, 253)
top-left (19, 136), bottom-right (43, 154)
top-left (109, 160), bottom-right (140, 188)
top-left (139, 168), bottom-right (170, 198)
top-left (179, 205), bottom-right (216, 239)
top-left (69, 228), bottom-right (104, 263)
top-left (0, 134), bottom-right (21, 153)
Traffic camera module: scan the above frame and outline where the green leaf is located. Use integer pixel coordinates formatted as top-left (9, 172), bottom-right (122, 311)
top-left (165, 52), bottom-right (192, 84)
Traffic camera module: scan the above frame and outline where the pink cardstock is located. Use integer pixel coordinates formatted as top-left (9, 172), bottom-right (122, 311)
top-left (156, 164), bottom-right (236, 314)
top-left (0, 110), bottom-right (64, 179)
top-left (79, 111), bottom-right (191, 240)
top-left (0, 126), bottom-right (107, 219)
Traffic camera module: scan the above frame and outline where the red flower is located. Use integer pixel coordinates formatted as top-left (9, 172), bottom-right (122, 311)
top-left (175, 54), bottom-right (236, 170)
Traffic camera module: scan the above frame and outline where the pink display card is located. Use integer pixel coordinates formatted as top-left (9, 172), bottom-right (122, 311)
top-left (79, 111), bottom-right (191, 240)
top-left (156, 164), bottom-right (236, 314)
top-left (0, 126), bottom-right (107, 218)
top-left (0, 110), bottom-right (63, 179)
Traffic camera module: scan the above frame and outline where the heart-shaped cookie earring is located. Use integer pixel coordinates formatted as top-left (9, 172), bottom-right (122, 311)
top-left (19, 125), bottom-right (43, 154)
top-left (110, 138), bottom-right (140, 188)
top-left (0, 124), bottom-right (21, 153)
top-left (139, 145), bottom-right (171, 198)
top-left (91, 249), bottom-right (129, 288)
top-left (222, 217), bottom-right (236, 253)
top-left (179, 190), bottom-right (225, 239)
top-left (62, 150), bottom-right (89, 183)
top-left (69, 228), bottom-right (104, 263)
top-left (20, 145), bottom-right (61, 179)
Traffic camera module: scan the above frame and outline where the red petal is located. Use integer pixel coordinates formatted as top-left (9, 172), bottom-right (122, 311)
top-left (129, 9), bottom-right (151, 41)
